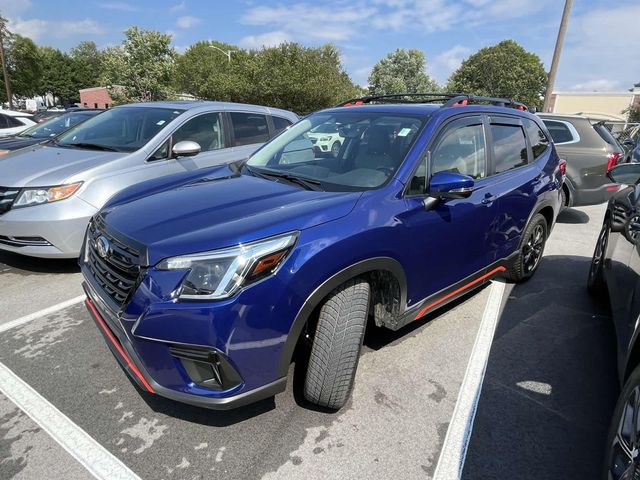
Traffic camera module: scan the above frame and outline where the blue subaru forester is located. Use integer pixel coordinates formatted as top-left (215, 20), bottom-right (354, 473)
top-left (81, 94), bottom-right (563, 410)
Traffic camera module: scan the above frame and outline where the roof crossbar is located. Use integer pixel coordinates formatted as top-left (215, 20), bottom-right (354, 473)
top-left (336, 92), bottom-right (528, 111)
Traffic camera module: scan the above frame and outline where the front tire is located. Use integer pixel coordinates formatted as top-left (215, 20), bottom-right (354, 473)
top-left (603, 364), bottom-right (640, 480)
top-left (505, 213), bottom-right (548, 283)
top-left (303, 278), bottom-right (370, 410)
top-left (588, 219), bottom-right (609, 297)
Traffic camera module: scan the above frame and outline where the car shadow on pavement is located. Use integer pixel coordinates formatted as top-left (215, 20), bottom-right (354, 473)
top-left (462, 254), bottom-right (618, 480)
top-left (0, 251), bottom-right (80, 274)
top-left (556, 207), bottom-right (590, 224)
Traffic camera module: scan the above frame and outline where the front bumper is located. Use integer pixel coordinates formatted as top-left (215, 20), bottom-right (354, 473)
top-left (83, 283), bottom-right (287, 410)
top-left (0, 196), bottom-right (96, 258)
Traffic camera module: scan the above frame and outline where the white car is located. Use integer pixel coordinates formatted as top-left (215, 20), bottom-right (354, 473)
top-left (0, 110), bottom-right (36, 137)
top-left (307, 123), bottom-right (344, 156)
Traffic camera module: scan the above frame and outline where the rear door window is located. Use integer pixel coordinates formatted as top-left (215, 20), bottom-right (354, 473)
top-left (524, 119), bottom-right (549, 159)
top-left (490, 124), bottom-right (528, 174)
top-left (230, 112), bottom-right (269, 146)
top-left (542, 120), bottom-right (576, 144)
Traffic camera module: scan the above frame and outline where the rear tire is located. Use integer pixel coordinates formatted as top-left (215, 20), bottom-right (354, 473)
top-left (303, 278), bottom-right (370, 410)
top-left (505, 213), bottom-right (548, 283)
top-left (561, 186), bottom-right (568, 210)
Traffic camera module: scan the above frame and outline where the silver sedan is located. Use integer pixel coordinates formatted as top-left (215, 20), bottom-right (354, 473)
top-left (0, 101), bottom-right (298, 258)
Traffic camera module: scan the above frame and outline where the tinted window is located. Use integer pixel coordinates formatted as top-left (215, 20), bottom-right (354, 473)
top-left (246, 112), bottom-right (425, 191)
top-left (57, 107), bottom-right (184, 152)
top-left (593, 123), bottom-right (621, 148)
top-left (7, 116), bottom-right (24, 127)
top-left (272, 116), bottom-right (292, 135)
top-left (491, 124), bottom-right (528, 174)
top-left (524, 119), bottom-right (549, 159)
top-left (172, 113), bottom-right (225, 152)
top-left (431, 123), bottom-right (486, 179)
top-left (149, 139), bottom-right (170, 161)
top-left (231, 112), bottom-right (269, 146)
top-left (0, 115), bottom-right (9, 129)
top-left (543, 120), bottom-right (575, 144)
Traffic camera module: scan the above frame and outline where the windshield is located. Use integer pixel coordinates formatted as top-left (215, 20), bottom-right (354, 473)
top-left (55, 107), bottom-right (184, 152)
top-left (20, 111), bottom-right (99, 139)
top-left (245, 111), bottom-right (425, 191)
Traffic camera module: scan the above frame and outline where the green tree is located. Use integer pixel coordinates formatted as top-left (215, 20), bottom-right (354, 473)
top-left (0, 34), bottom-right (42, 101)
top-left (368, 48), bottom-right (439, 95)
top-left (447, 40), bottom-right (547, 110)
top-left (100, 27), bottom-right (176, 103)
top-left (250, 43), bottom-right (361, 115)
top-left (174, 41), bottom-right (253, 102)
top-left (39, 47), bottom-right (77, 102)
top-left (70, 41), bottom-right (103, 90)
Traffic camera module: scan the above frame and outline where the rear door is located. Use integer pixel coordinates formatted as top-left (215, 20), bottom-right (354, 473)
top-left (229, 111), bottom-right (271, 158)
top-left (484, 115), bottom-right (542, 262)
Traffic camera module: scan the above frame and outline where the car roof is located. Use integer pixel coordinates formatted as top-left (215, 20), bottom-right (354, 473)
top-left (318, 103), bottom-right (539, 120)
top-left (117, 100), bottom-right (297, 119)
top-left (0, 109), bottom-right (33, 117)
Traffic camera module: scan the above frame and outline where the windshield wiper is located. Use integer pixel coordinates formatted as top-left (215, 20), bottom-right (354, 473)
top-left (246, 166), bottom-right (323, 191)
top-left (63, 142), bottom-right (119, 152)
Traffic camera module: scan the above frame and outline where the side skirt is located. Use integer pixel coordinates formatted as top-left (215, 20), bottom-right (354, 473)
top-left (384, 257), bottom-right (514, 332)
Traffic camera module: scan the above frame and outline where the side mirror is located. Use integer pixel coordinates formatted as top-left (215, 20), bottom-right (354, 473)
top-left (172, 140), bottom-right (201, 158)
top-left (429, 171), bottom-right (475, 199)
top-left (607, 163), bottom-right (640, 185)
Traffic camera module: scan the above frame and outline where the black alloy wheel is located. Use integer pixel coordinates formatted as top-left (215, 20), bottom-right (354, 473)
top-left (522, 223), bottom-right (545, 274)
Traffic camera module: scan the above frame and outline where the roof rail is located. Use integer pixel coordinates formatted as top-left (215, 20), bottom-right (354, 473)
top-left (336, 92), bottom-right (529, 112)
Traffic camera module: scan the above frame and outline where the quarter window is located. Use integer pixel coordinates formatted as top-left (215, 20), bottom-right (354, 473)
top-left (172, 113), bottom-right (225, 152)
top-left (271, 116), bottom-right (292, 135)
top-left (524, 119), bottom-right (549, 159)
top-left (542, 120), bottom-right (575, 144)
top-left (491, 124), bottom-right (528, 174)
top-left (231, 112), bottom-right (269, 146)
top-left (431, 123), bottom-right (487, 179)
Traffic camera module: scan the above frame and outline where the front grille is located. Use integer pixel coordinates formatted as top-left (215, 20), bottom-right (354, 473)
top-left (0, 187), bottom-right (20, 215)
top-left (86, 217), bottom-right (140, 307)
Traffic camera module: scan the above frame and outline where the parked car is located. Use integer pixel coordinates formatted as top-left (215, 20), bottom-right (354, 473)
top-left (0, 110), bottom-right (36, 137)
top-left (306, 122), bottom-right (345, 156)
top-left (0, 101), bottom-right (297, 258)
top-left (0, 108), bottom-right (104, 155)
top-left (587, 162), bottom-right (640, 479)
top-left (81, 93), bottom-right (562, 411)
top-left (538, 113), bottom-right (624, 208)
top-left (622, 134), bottom-right (640, 164)
top-left (33, 109), bottom-right (66, 124)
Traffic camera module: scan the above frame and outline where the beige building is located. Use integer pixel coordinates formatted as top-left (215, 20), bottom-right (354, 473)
top-left (549, 86), bottom-right (640, 121)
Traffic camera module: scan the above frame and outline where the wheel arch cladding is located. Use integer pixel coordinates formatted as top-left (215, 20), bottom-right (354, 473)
top-left (538, 205), bottom-right (555, 230)
top-left (277, 257), bottom-right (408, 377)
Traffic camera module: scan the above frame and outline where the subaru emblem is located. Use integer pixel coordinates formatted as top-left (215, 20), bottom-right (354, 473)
top-left (96, 236), bottom-right (110, 259)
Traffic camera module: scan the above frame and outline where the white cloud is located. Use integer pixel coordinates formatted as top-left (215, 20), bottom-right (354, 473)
top-left (97, 2), bottom-right (138, 11)
top-left (176, 15), bottom-right (201, 29)
top-left (0, 0), bottom-right (31, 17)
top-left (557, 3), bottom-right (640, 92)
top-left (10, 17), bottom-right (105, 41)
top-left (169, 1), bottom-right (186, 13)
top-left (432, 45), bottom-right (471, 83)
top-left (239, 30), bottom-right (292, 49)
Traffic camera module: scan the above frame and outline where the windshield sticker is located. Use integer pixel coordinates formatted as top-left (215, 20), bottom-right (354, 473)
top-left (156, 120), bottom-right (166, 126)
top-left (397, 128), bottom-right (412, 137)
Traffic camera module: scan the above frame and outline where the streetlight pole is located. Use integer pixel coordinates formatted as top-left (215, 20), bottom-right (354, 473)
top-left (209, 44), bottom-right (231, 63)
top-left (543, 0), bottom-right (573, 113)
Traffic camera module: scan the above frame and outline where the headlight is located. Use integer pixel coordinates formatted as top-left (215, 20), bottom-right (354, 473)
top-left (319, 136), bottom-right (332, 141)
top-left (14, 182), bottom-right (83, 207)
top-left (157, 232), bottom-right (298, 300)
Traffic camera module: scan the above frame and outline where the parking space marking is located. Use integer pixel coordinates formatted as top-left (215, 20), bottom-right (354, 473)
top-left (0, 361), bottom-right (141, 480)
top-left (432, 280), bottom-right (506, 480)
top-left (0, 295), bottom-right (85, 334)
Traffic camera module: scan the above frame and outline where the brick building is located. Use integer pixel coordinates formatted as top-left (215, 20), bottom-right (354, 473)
top-left (79, 87), bottom-right (113, 109)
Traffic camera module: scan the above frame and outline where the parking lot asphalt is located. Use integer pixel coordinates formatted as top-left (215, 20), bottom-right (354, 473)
top-left (0, 203), bottom-right (619, 479)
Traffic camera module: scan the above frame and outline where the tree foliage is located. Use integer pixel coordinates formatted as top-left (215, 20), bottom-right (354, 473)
top-left (70, 41), bottom-right (103, 92)
top-left (0, 34), bottom-right (42, 101)
top-left (39, 46), bottom-right (76, 102)
top-left (100, 27), bottom-right (176, 103)
top-left (447, 40), bottom-right (547, 110)
top-left (368, 48), bottom-right (439, 95)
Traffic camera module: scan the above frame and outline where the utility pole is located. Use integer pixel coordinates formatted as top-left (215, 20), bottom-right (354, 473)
top-left (0, 15), bottom-right (11, 109)
top-left (543, 0), bottom-right (573, 112)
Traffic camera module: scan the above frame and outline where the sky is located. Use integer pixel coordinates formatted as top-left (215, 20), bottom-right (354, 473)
top-left (1, 0), bottom-right (637, 92)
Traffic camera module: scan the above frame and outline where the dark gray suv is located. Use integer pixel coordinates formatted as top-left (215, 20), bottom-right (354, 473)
top-left (538, 113), bottom-right (624, 207)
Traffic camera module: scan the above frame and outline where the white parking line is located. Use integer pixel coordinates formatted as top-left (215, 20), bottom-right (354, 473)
top-left (0, 361), bottom-right (141, 480)
top-left (0, 295), bottom-right (85, 334)
top-left (432, 280), bottom-right (506, 480)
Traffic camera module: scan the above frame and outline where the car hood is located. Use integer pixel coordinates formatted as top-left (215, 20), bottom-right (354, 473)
top-left (0, 144), bottom-right (127, 187)
top-left (100, 171), bottom-right (361, 266)
top-left (0, 136), bottom-right (43, 152)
